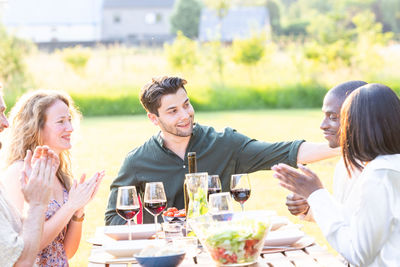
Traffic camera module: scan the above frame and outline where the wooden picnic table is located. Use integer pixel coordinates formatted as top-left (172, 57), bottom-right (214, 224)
top-left (88, 237), bottom-right (347, 267)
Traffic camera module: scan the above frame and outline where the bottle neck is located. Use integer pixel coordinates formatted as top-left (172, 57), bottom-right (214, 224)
top-left (187, 151), bottom-right (197, 173)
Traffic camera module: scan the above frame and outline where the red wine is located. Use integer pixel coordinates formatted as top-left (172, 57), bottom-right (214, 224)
top-left (230, 189), bottom-right (251, 204)
top-left (207, 188), bottom-right (222, 199)
top-left (116, 206), bottom-right (140, 220)
top-left (144, 200), bottom-right (167, 216)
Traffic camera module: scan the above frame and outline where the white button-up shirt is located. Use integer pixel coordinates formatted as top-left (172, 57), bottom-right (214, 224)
top-left (308, 154), bottom-right (400, 267)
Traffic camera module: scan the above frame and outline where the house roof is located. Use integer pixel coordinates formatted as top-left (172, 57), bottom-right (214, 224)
top-left (2, 0), bottom-right (103, 25)
top-left (103, 0), bottom-right (175, 9)
top-left (199, 6), bottom-right (269, 42)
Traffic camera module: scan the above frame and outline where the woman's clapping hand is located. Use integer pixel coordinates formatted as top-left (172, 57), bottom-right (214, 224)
top-left (20, 146), bottom-right (59, 206)
top-left (66, 171), bottom-right (105, 214)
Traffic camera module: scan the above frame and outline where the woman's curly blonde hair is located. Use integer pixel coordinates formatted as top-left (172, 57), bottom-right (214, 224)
top-left (4, 89), bottom-right (81, 191)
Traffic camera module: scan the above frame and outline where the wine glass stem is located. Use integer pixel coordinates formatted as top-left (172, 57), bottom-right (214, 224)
top-left (154, 215), bottom-right (158, 239)
top-left (127, 219), bottom-right (132, 240)
top-left (240, 203), bottom-right (244, 212)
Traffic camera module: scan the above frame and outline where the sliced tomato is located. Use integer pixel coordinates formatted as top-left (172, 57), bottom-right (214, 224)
top-left (167, 207), bottom-right (178, 212)
top-left (164, 211), bottom-right (174, 217)
top-left (177, 210), bottom-right (186, 217)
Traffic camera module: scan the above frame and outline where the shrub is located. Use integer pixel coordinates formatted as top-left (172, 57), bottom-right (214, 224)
top-left (232, 33), bottom-right (266, 66)
top-left (0, 25), bottom-right (33, 102)
top-left (64, 83), bottom-right (328, 116)
top-left (164, 31), bottom-right (198, 71)
top-left (71, 93), bottom-right (144, 116)
top-left (61, 46), bottom-right (91, 74)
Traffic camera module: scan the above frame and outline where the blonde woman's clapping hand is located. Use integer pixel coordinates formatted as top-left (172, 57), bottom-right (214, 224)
top-left (66, 171), bottom-right (105, 217)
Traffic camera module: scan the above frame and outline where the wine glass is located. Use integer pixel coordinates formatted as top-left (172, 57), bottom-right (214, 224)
top-left (116, 186), bottom-right (140, 240)
top-left (208, 192), bottom-right (234, 221)
top-left (144, 182), bottom-right (167, 239)
top-left (230, 173), bottom-right (251, 211)
top-left (207, 175), bottom-right (222, 201)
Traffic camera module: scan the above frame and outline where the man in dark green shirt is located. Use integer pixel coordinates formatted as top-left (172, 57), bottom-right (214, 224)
top-left (105, 76), bottom-right (338, 224)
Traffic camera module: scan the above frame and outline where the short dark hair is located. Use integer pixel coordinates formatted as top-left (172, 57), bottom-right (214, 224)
top-left (340, 83), bottom-right (400, 175)
top-left (140, 76), bottom-right (187, 116)
top-left (328, 80), bottom-right (367, 103)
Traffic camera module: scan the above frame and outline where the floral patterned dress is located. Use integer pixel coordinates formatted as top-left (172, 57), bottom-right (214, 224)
top-left (36, 188), bottom-right (69, 266)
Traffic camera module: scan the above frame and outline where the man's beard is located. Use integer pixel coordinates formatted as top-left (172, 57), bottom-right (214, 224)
top-left (159, 119), bottom-right (194, 137)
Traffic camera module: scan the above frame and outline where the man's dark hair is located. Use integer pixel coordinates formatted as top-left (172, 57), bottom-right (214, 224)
top-left (328, 80), bottom-right (367, 103)
top-left (340, 83), bottom-right (400, 175)
top-left (140, 76), bottom-right (187, 116)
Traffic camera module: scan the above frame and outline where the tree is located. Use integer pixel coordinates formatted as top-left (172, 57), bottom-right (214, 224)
top-left (0, 25), bottom-right (32, 100)
top-left (170, 0), bottom-right (203, 39)
top-left (266, 0), bottom-right (282, 35)
top-left (203, 0), bottom-right (230, 20)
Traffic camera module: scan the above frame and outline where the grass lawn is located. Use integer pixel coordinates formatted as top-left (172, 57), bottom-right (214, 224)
top-left (69, 109), bottom-right (339, 266)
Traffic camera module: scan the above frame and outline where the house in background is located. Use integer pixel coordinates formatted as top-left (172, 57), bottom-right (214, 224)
top-left (199, 6), bottom-right (270, 42)
top-left (0, 0), bottom-right (7, 17)
top-left (1, 0), bottom-right (268, 48)
top-left (1, 0), bottom-right (102, 49)
top-left (102, 0), bottom-right (175, 45)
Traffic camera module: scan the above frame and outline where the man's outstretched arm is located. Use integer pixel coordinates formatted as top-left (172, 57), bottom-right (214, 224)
top-left (297, 142), bottom-right (340, 164)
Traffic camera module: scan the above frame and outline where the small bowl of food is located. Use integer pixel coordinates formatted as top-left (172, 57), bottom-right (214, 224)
top-left (135, 244), bottom-right (186, 267)
top-left (162, 207), bottom-right (186, 223)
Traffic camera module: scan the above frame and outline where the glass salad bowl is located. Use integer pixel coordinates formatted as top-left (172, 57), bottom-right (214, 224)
top-left (188, 210), bottom-right (271, 266)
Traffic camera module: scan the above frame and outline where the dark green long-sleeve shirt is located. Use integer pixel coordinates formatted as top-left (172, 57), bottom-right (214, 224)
top-left (105, 123), bottom-right (304, 225)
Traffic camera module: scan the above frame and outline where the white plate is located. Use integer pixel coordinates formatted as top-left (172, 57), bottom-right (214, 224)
top-left (104, 224), bottom-right (161, 240)
top-left (264, 229), bottom-right (304, 247)
top-left (270, 216), bottom-right (289, 231)
top-left (103, 239), bottom-right (165, 258)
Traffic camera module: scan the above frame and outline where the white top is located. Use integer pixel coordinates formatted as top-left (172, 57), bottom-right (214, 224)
top-left (0, 184), bottom-right (24, 267)
top-left (301, 158), bottom-right (360, 221)
top-left (308, 154), bottom-right (400, 267)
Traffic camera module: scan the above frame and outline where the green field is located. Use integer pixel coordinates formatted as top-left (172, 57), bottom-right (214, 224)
top-left (68, 109), bottom-right (338, 266)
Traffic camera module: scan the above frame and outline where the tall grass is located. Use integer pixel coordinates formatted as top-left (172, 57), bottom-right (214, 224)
top-left (11, 43), bottom-right (400, 116)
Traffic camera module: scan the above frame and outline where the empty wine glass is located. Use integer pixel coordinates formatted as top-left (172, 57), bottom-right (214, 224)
top-left (116, 186), bottom-right (140, 240)
top-left (144, 182), bottom-right (167, 239)
top-left (208, 192), bottom-right (234, 221)
top-left (207, 175), bottom-right (222, 201)
top-left (230, 173), bottom-right (251, 212)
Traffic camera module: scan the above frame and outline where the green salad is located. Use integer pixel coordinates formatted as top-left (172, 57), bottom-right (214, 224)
top-left (204, 219), bottom-right (268, 265)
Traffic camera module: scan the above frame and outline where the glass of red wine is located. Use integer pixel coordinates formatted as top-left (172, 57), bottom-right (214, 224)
top-left (230, 173), bottom-right (251, 212)
top-left (207, 175), bottom-right (222, 201)
top-left (116, 186), bottom-right (140, 240)
top-left (144, 182), bottom-right (167, 239)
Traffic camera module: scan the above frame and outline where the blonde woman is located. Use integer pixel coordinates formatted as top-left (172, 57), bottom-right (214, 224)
top-left (2, 90), bottom-right (104, 266)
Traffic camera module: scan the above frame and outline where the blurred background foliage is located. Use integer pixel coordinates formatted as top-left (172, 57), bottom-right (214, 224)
top-left (1, 0), bottom-right (400, 116)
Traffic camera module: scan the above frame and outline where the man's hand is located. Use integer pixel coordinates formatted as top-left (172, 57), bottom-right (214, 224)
top-left (20, 146), bottom-right (59, 206)
top-left (286, 193), bottom-right (309, 216)
top-left (272, 163), bottom-right (324, 199)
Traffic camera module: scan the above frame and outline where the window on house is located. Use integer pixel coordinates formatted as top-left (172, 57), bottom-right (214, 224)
top-left (113, 14), bottom-right (121, 24)
top-left (156, 13), bottom-right (162, 23)
top-left (145, 12), bottom-right (162, 24)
